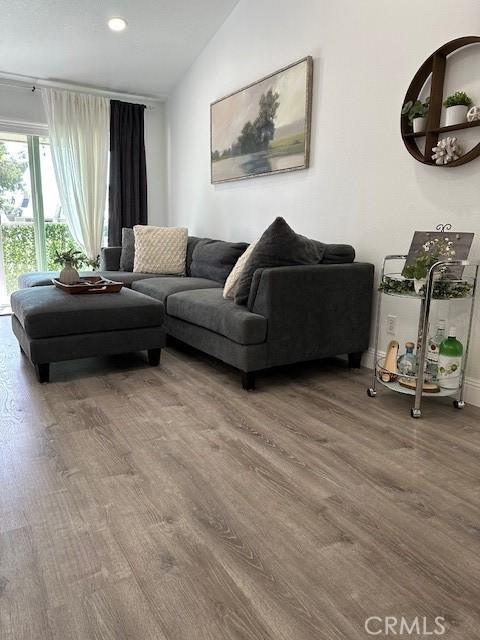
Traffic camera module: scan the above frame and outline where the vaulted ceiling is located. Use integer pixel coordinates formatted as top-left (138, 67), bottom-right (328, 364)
top-left (0, 0), bottom-right (238, 97)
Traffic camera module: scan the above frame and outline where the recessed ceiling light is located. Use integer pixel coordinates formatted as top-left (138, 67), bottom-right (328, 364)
top-left (108, 17), bottom-right (127, 32)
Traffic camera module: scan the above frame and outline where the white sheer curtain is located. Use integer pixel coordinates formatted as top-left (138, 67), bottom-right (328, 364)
top-left (42, 89), bottom-right (109, 260)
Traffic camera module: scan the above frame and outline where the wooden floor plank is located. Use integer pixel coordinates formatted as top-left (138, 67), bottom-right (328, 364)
top-left (1, 316), bottom-right (480, 639)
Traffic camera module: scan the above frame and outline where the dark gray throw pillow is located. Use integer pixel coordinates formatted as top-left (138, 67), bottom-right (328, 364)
top-left (119, 227), bottom-right (135, 272)
top-left (234, 217), bottom-right (322, 306)
top-left (190, 239), bottom-right (248, 284)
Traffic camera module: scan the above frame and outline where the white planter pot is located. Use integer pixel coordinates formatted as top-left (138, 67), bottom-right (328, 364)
top-left (413, 116), bottom-right (427, 133)
top-left (445, 105), bottom-right (468, 127)
top-left (59, 262), bottom-right (80, 285)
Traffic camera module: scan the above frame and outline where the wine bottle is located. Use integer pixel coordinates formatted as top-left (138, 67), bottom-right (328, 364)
top-left (438, 327), bottom-right (463, 390)
top-left (426, 319), bottom-right (446, 382)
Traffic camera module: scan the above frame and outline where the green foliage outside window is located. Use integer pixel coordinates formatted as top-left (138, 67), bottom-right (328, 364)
top-left (0, 141), bottom-right (27, 215)
top-left (1, 222), bottom-right (81, 293)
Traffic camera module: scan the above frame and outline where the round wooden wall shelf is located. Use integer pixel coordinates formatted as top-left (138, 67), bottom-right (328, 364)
top-left (401, 36), bottom-right (480, 167)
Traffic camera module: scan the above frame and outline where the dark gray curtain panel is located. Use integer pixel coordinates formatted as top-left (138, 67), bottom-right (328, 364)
top-left (108, 100), bottom-right (147, 246)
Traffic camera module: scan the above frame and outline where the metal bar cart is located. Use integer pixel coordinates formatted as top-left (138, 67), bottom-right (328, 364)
top-left (367, 255), bottom-right (479, 418)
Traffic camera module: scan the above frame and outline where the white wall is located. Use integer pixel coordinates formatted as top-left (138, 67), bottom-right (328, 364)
top-left (144, 102), bottom-right (167, 226)
top-left (167, 0), bottom-right (480, 402)
top-left (0, 84), bottom-right (167, 225)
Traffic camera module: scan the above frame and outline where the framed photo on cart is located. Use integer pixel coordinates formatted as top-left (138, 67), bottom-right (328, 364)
top-left (210, 56), bottom-right (313, 184)
top-left (402, 230), bottom-right (474, 280)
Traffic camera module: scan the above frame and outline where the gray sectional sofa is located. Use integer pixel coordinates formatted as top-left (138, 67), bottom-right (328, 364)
top-left (18, 235), bottom-right (374, 389)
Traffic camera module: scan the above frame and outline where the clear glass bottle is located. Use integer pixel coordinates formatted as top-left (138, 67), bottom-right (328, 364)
top-left (426, 319), bottom-right (446, 382)
top-left (438, 327), bottom-right (463, 390)
top-left (397, 341), bottom-right (417, 376)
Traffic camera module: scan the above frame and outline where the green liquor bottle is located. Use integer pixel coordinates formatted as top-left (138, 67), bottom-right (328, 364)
top-left (438, 327), bottom-right (463, 390)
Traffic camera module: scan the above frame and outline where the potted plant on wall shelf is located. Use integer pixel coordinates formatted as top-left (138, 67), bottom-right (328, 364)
top-left (402, 97), bottom-right (430, 133)
top-left (443, 91), bottom-right (473, 126)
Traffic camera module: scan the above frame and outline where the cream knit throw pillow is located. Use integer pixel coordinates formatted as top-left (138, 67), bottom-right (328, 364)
top-left (223, 241), bottom-right (257, 298)
top-left (133, 225), bottom-right (188, 274)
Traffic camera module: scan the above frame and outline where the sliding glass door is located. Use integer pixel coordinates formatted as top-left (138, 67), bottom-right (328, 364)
top-left (0, 131), bottom-right (79, 311)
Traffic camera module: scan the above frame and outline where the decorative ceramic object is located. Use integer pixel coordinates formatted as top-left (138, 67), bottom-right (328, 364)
top-left (431, 137), bottom-right (462, 165)
top-left (467, 106), bottom-right (480, 122)
top-left (379, 340), bottom-right (399, 383)
top-left (59, 261), bottom-right (80, 285)
top-left (445, 105), bottom-right (469, 126)
top-left (413, 116), bottom-right (427, 133)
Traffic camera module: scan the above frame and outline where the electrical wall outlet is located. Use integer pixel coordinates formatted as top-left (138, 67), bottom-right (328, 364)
top-left (387, 314), bottom-right (398, 335)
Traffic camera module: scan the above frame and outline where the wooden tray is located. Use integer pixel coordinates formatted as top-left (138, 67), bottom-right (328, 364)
top-left (52, 276), bottom-right (124, 294)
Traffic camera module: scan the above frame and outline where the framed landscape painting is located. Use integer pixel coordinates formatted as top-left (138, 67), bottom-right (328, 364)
top-left (210, 56), bottom-right (313, 184)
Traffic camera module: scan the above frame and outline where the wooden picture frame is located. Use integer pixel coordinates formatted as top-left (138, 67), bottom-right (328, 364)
top-left (210, 56), bottom-right (313, 184)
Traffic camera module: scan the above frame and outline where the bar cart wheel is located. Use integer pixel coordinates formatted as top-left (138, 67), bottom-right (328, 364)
top-left (411, 408), bottom-right (422, 419)
top-left (367, 388), bottom-right (377, 398)
top-left (453, 400), bottom-right (465, 409)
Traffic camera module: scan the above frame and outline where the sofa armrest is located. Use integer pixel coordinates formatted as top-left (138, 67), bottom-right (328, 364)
top-left (100, 246), bottom-right (122, 271)
top-left (248, 263), bottom-right (374, 361)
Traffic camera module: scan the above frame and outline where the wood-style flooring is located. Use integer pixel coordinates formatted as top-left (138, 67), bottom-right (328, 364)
top-left (1, 315), bottom-right (480, 639)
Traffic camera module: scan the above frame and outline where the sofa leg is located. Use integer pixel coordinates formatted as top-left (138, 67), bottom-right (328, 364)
top-left (148, 348), bottom-right (161, 366)
top-left (35, 363), bottom-right (50, 383)
top-left (241, 371), bottom-right (256, 391)
top-left (348, 351), bottom-right (363, 369)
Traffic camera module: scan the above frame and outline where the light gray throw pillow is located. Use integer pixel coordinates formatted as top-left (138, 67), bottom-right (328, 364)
top-left (119, 228), bottom-right (135, 272)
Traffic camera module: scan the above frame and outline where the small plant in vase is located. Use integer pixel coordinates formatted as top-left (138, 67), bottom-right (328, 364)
top-left (403, 237), bottom-right (456, 294)
top-left (402, 97), bottom-right (430, 133)
top-left (85, 255), bottom-right (100, 271)
top-left (54, 249), bottom-right (85, 285)
top-left (443, 91), bottom-right (473, 126)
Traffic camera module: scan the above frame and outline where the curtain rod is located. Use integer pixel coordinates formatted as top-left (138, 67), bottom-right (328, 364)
top-left (0, 74), bottom-right (165, 104)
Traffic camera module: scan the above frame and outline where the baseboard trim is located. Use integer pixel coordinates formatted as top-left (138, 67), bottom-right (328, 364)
top-left (362, 348), bottom-right (480, 408)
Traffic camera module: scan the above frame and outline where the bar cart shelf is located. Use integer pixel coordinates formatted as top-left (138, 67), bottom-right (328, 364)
top-left (367, 255), bottom-right (479, 418)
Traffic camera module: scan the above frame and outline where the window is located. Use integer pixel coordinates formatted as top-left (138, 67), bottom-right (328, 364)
top-left (0, 132), bottom-right (81, 312)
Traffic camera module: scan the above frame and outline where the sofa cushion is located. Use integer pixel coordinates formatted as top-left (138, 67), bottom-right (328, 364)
top-left (234, 217), bottom-right (322, 306)
top-left (17, 271), bottom-right (162, 289)
top-left (167, 288), bottom-right (267, 345)
top-left (186, 236), bottom-right (204, 275)
top-left (119, 227), bottom-right (135, 271)
top-left (100, 246), bottom-right (122, 271)
top-left (11, 286), bottom-right (164, 339)
top-left (132, 276), bottom-right (221, 304)
top-left (322, 243), bottom-right (355, 264)
top-left (190, 239), bottom-right (248, 284)
top-left (100, 271), bottom-right (164, 287)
